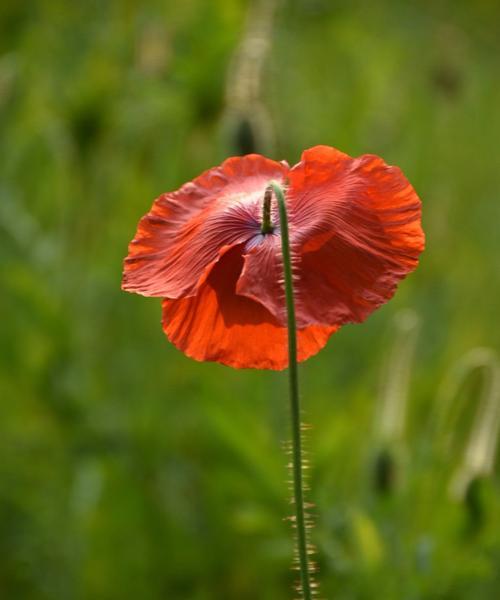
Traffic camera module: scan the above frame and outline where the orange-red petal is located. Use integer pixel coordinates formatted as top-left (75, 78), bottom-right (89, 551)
top-left (123, 145), bottom-right (424, 369)
top-left (290, 146), bottom-right (424, 326)
top-left (236, 145), bottom-right (424, 328)
top-left (162, 245), bottom-right (338, 370)
top-left (122, 154), bottom-right (288, 299)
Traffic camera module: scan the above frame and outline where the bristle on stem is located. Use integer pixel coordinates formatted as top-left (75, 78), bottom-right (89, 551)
top-left (270, 181), bottom-right (318, 600)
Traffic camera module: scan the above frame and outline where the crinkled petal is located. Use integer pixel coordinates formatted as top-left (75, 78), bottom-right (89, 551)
top-left (162, 245), bottom-right (337, 370)
top-left (289, 146), bottom-right (425, 325)
top-left (122, 155), bottom-right (288, 298)
top-left (236, 234), bottom-right (286, 323)
top-left (236, 145), bottom-right (424, 327)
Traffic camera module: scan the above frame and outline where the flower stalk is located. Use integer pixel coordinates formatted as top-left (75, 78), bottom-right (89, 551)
top-left (269, 181), bottom-right (313, 600)
top-left (261, 187), bottom-right (274, 234)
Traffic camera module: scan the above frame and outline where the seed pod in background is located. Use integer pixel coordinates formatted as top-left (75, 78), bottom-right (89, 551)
top-left (221, 105), bottom-right (275, 157)
top-left (463, 476), bottom-right (486, 534)
top-left (373, 447), bottom-right (397, 495)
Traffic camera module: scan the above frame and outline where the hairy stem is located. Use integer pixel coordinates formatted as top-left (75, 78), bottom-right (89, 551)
top-left (270, 181), bottom-right (313, 600)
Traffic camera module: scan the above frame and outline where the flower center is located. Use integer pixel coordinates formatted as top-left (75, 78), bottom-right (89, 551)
top-left (261, 186), bottom-right (274, 234)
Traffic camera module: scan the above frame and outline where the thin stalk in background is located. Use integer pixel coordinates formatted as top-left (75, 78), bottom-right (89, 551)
top-left (270, 181), bottom-right (314, 600)
top-left (373, 309), bottom-right (420, 493)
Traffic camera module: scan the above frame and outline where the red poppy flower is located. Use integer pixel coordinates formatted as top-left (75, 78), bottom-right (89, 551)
top-left (122, 145), bottom-right (424, 370)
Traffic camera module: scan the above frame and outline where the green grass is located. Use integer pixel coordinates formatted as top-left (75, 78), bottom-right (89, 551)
top-left (1, 0), bottom-right (500, 598)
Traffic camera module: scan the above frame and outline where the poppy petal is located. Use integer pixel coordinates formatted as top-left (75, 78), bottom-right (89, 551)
top-left (288, 146), bottom-right (425, 326)
top-left (162, 245), bottom-right (337, 369)
top-left (122, 155), bottom-right (288, 298)
top-left (236, 234), bottom-right (286, 324)
top-left (236, 146), bottom-right (424, 328)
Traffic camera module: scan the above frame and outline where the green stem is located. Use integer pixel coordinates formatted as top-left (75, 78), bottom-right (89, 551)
top-left (261, 187), bottom-right (274, 234)
top-left (270, 181), bottom-right (312, 600)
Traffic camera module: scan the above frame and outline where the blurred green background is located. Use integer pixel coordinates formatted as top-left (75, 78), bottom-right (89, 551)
top-left (1, 1), bottom-right (500, 598)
